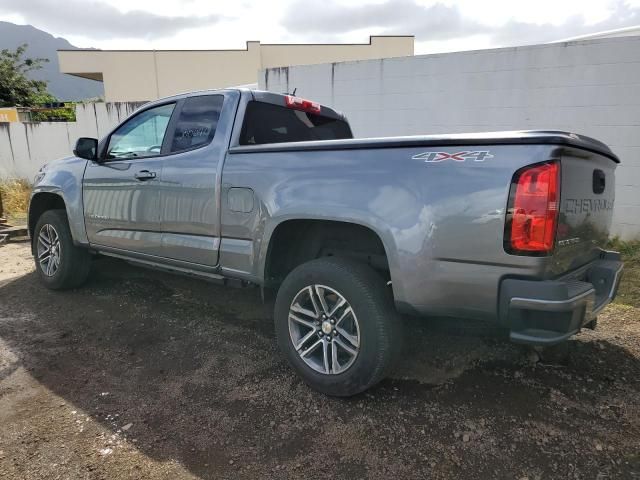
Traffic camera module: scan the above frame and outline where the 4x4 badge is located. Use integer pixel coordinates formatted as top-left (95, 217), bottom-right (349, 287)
top-left (412, 151), bottom-right (494, 163)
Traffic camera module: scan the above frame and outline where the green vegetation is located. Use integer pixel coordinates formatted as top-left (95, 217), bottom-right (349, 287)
top-left (29, 90), bottom-right (57, 105)
top-left (608, 238), bottom-right (640, 308)
top-left (0, 44), bottom-right (54, 107)
top-left (0, 178), bottom-right (31, 223)
top-left (30, 105), bottom-right (76, 122)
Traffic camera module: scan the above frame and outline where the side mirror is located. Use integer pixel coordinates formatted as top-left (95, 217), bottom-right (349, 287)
top-left (74, 137), bottom-right (98, 160)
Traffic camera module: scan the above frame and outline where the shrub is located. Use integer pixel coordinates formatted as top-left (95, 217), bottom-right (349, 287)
top-left (30, 107), bottom-right (76, 122)
top-left (0, 178), bottom-right (31, 222)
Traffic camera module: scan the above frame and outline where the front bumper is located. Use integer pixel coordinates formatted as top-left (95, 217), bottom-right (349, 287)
top-left (499, 252), bottom-right (623, 346)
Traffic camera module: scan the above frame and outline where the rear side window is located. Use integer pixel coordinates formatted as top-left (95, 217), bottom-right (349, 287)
top-left (170, 95), bottom-right (224, 153)
top-left (239, 101), bottom-right (352, 145)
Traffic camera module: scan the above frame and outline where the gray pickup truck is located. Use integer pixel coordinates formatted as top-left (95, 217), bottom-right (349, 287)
top-left (29, 88), bottom-right (623, 396)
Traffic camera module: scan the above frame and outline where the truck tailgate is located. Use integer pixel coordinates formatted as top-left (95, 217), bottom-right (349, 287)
top-left (551, 148), bottom-right (617, 276)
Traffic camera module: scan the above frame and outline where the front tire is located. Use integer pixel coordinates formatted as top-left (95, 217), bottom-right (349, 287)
top-left (274, 257), bottom-right (402, 396)
top-left (33, 209), bottom-right (91, 290)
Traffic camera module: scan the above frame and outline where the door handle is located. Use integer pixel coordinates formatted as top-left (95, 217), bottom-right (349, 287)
top-left (134, 170), bottom-right (156, 181)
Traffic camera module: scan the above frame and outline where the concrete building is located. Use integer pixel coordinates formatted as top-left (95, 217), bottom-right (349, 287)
top-left (260, 36), bottom-right (640, 239)
top-left (57, 36), bottom-right (414, 102)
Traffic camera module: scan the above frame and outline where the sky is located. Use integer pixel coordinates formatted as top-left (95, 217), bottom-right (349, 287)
top-left (0, 0), bottom-right (640, 54)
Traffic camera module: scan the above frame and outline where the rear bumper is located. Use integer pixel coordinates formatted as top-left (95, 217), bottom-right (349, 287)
top-left (499, 252), bottom-right (623, 346)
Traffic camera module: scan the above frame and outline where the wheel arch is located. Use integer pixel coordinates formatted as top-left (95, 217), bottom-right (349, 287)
top-left (28, 190), bottom-right (67, 240)
top-left (260, 215), bottom-right (403, 301)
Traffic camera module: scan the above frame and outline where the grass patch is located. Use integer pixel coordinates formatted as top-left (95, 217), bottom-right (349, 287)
top-left (0, 178), bottom-right (31, 223)
top-left (608, 237), bottom-right (640, 308)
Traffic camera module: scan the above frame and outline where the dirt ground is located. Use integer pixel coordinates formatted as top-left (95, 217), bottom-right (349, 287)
top-left (1, 241), bottom-right (639, 480)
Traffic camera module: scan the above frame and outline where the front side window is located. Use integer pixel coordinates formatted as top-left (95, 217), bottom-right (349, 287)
top-left (106, 103), bottom-right (175, 159)
top-left (170, 95), bottom-right (224, 153)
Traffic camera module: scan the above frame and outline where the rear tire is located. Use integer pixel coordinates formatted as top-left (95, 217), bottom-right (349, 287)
top-left (33, 209), bottom-right (91, 290)
top-left (274, 257), bottom-right (402, 396)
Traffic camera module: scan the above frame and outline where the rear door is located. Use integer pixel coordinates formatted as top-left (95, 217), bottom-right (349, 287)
top-left (220, 95), bottom-right (353, 277)
top-left (83, 102), bottom-right (176, 256)
top-left (159, 93), bottom-right (230, 267)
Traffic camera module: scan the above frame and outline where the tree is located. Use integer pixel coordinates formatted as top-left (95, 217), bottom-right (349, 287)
top-left (0, 44), bottom-right (55, 107)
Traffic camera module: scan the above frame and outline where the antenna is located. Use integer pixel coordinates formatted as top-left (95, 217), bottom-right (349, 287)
top-left (292, 88), bottom-right (297, 96)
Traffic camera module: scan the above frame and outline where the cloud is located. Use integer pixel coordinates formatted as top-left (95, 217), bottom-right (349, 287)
top-left (0, 0), bottom-right (225, 40)
top-left (494, 2), bottom-right (640, 45)
top-left (281, 0), bottom-right (640, 46)
top-left (282, 0), bottom-right (487, 39)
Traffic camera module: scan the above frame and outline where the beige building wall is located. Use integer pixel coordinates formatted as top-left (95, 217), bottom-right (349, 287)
top-left (260, 36), bottom-right (414, 68)
top-left (58, 36), bottom-right (414, 102)
top-left (153, 42), bottom-right (262, 98)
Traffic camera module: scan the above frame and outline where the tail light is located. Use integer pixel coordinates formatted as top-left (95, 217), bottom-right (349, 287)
top-left (285, 95), bottom-right (321, 114)
top-left (505, 161), bottom-right (560, 255)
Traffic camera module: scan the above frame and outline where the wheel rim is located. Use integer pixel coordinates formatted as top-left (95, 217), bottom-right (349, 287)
top-left (37, 224), bottom-right (62, 277)
top-left (288, 284), bottom-right (361, 375)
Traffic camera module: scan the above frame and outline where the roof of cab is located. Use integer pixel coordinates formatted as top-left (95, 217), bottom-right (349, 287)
top-left (135, 88), bottom-right (346, 121)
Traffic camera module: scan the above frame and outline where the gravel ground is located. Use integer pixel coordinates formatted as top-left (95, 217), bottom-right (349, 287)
top-left (1, 241), bottom-right (639, 479)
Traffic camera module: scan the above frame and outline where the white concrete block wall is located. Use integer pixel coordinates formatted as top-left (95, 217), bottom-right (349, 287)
top-left (0, 102), bottom-right (142, 180)
top-left (261, 36), bottom-right (640, 239)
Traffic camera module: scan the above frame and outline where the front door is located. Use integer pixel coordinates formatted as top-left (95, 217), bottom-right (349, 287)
top-left (83, 102), bottom-right (176, 257)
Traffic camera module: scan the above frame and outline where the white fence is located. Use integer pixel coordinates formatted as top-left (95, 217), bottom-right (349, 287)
top-left (260, 36), bottom-right (640, 239)
top-left (0, 102), bottom-right (142, 180)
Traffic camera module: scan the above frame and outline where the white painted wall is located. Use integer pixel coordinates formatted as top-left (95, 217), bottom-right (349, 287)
top-left (0, 102), bottom-right (142, 180)
top-left (260, 36), bottom-right (640, 240)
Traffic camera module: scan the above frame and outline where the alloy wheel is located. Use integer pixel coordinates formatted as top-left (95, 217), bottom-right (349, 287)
top-left (37, 224), bottom-right (62, 277)
top-left (288, 284), bottom-right (361, 375)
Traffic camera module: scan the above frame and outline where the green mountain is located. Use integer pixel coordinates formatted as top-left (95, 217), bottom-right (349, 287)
top-left (0, 21), bottom-right (104, 101)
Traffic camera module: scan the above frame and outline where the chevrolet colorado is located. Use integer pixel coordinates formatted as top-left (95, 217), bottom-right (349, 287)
top-left (29, 88), bottom-right (623, 395)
